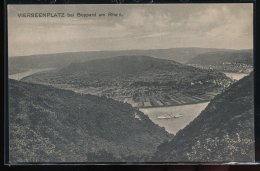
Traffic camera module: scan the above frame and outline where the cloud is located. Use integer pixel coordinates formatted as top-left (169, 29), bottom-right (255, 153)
top-left (8, 4), bottom-right (253, 56)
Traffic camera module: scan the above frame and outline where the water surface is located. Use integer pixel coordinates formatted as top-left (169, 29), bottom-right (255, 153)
top-left (9, 68), bottom-right (54, 80)
top-left (223, 72), bottom-right (248, 81)
top-left (139, 102), bottom-right (209, 135)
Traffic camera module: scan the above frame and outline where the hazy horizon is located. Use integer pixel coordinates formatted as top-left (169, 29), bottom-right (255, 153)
top-left (8, 4), bottom-right (253, 57)
top-left (9, 46), bottom-right (253, 58)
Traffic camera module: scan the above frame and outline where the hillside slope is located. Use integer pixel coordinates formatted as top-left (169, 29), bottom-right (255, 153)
top-left (153, 73), bottom-right (254, 162)
top-left (9, 47), bottom-right (228, 74)
top-left (188, 49), bottom-right (253, 65)
top-left (9, 79), bottom-right (171, 162)
top-left (187, 49), bottom-right (253, 73)
top-left (23, 56), bottom-right (232, 107)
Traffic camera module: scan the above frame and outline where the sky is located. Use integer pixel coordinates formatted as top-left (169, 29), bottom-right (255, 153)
top-left (8, 4), bottom-right (253, 57)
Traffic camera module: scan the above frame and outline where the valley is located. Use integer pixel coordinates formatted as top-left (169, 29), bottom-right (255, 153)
top-left (8, 48), bottom-right (254, 162)
top-left (21, 55), bottom-right (232, 108)
top-left (9, 51), bottom-right (252, 137)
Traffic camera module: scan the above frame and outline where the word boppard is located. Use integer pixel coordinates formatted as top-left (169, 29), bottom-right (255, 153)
top-left (76, 12), bottom-right (97, 17)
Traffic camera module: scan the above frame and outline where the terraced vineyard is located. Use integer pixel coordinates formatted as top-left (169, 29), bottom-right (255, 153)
top-left (124, 91), bottom-right (219, 108)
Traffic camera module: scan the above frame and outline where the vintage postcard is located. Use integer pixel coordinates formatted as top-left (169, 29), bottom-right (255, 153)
top-left (7, 4), bottom-right (254, 163)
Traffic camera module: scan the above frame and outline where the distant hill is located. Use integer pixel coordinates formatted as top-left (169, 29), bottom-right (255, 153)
top-left (9, 47), bottom-right (229, 74)
top-left (23, 55), bottom-right (232, 107)
top-left (9, 79), bottom-right (171, 162)
top-left (153, 73), bottom-right (254, 162)
top-left (187, 49), bottom-right (253, 65)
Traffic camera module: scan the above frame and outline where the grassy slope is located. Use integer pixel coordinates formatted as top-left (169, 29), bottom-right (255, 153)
top-left (153, 73), bottom-right (254, 162)
top-left (9, 79), bottom-right (171, 162)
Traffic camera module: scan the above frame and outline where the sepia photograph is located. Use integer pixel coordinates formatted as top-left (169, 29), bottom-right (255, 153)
top-left (7, 4), bottom-right (254, 163)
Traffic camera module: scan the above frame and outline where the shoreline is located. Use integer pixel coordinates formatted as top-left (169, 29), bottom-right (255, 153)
top-left (137, 100), bottom-right (210, 109)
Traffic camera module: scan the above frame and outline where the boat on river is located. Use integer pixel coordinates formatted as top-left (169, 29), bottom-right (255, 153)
top-left (157, 114), bottom-right (183, 119)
